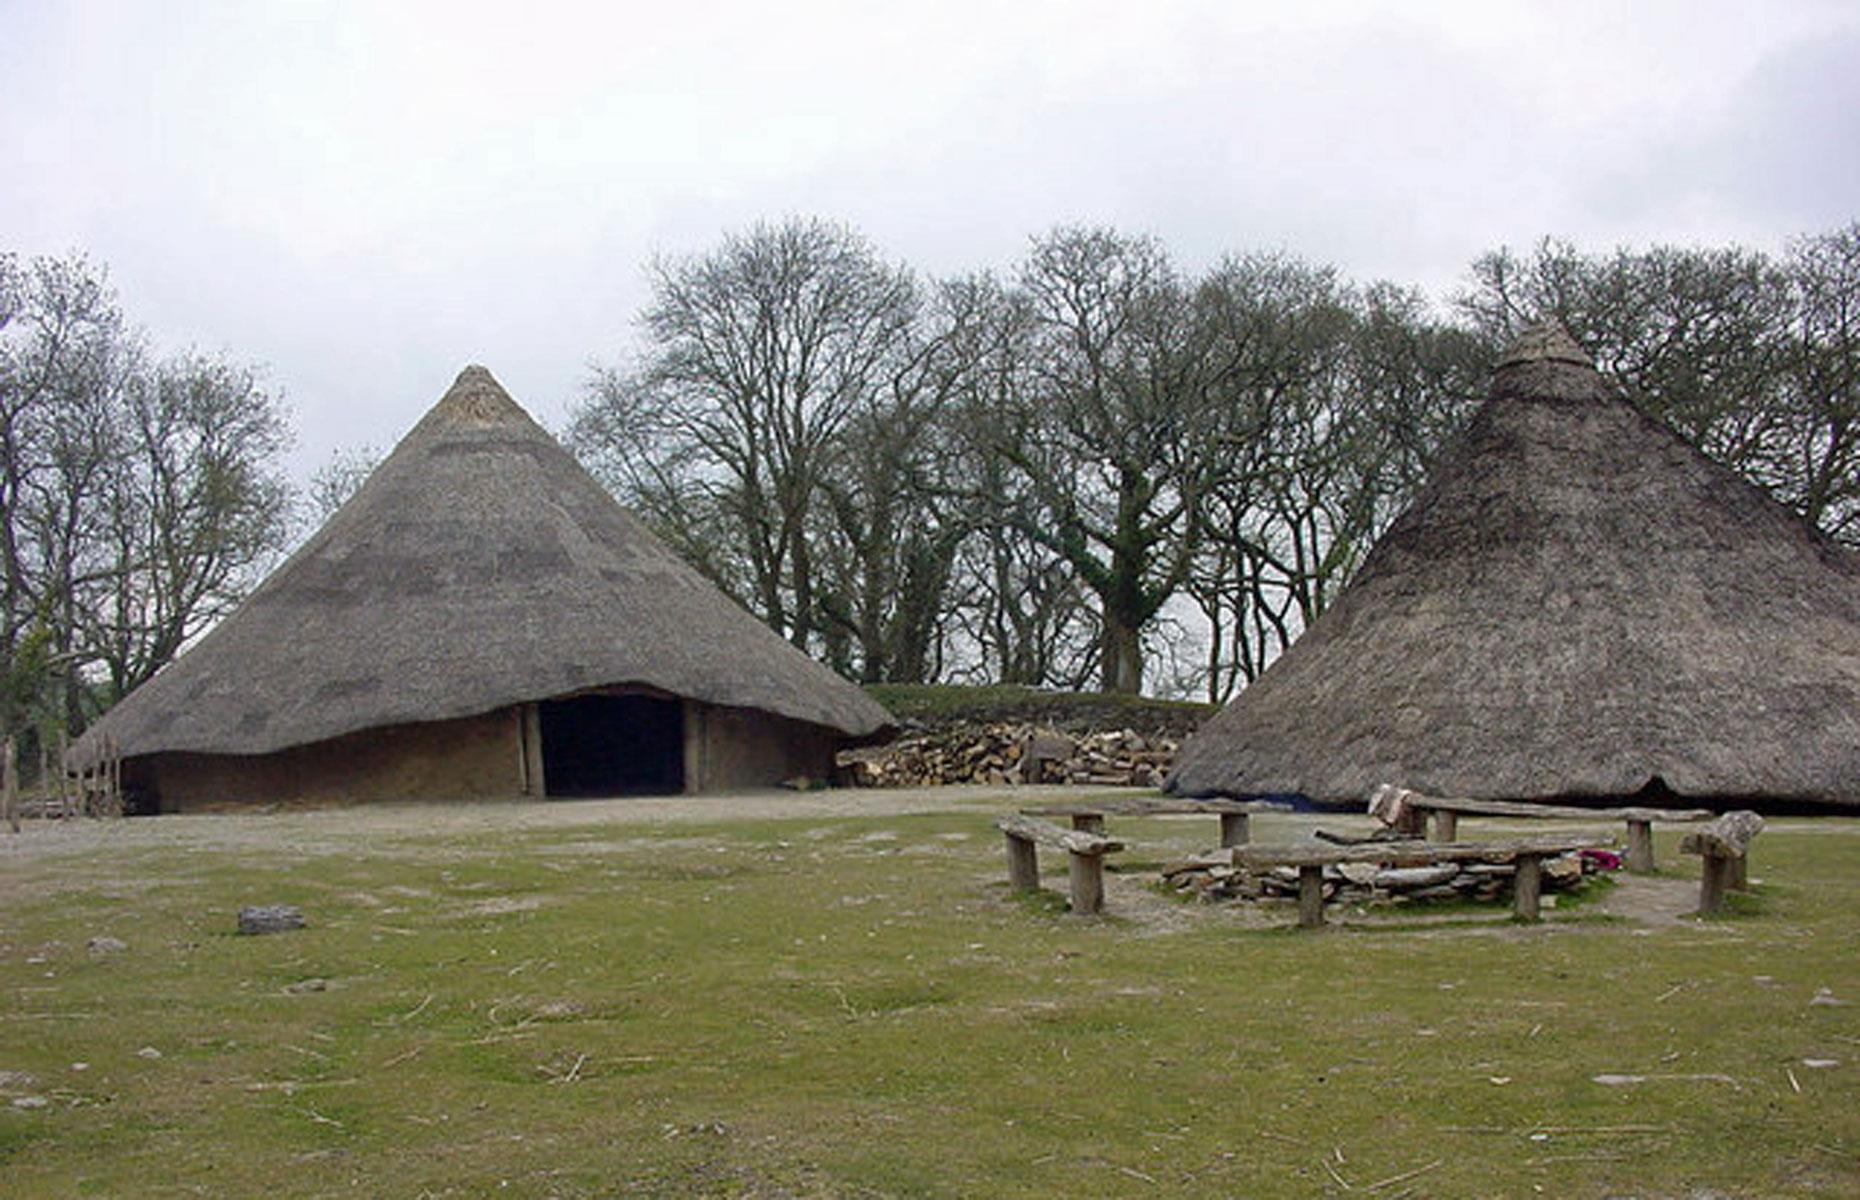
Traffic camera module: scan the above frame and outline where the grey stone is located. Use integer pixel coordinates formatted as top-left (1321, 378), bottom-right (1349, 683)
top-left (238, 904), bottom-right (305, 935)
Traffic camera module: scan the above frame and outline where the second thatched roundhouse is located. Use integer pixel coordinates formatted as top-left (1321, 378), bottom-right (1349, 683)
top-left (1168, 325), bottom-right (1860, 810)
top-left (71, 366), bottom-right (894, 811)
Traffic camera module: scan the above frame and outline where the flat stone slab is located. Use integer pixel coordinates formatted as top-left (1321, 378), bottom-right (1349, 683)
top-left (237, 905), bottom-right (305, 935)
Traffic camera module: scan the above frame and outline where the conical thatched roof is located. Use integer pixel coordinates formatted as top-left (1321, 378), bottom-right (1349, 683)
top-left (73, 367), bottom-right (893, 763)
top-left (1169, 325), bottom-right (1860, 808)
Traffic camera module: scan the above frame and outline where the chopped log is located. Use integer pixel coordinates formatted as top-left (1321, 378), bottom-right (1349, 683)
top-left (1234, 833), bottom-right (1612, 871)
top-left (1373, 785), bottom-right (1712, 825)
top-left (1376, 865), bottom-right (1459, 889)
top-left (1161, 851), bottom-right (1231, 877)
top-left (1313, 828), bottom-right (1409, 846)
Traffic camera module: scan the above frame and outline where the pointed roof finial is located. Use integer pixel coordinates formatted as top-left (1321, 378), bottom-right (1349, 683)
top-left (422, 364), bottom-right (530, 430)
top-left (1497, 321), bottom-right (1592, 371)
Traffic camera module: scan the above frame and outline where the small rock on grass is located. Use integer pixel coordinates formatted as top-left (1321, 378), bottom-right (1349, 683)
top-left (238, 905), bottom-right (305, 935)
top-left (11, 1096), bottom-right (49, 1110)
top-left (87, 936), bottom-right (127, 956)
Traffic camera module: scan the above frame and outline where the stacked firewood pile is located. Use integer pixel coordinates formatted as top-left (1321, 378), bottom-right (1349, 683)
top-left (1163, 850), bottom-right (1605, 905)
top-left (838, 725), bottom-right (1176, 788)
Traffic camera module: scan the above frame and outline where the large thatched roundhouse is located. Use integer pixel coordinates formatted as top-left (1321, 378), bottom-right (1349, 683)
top-left (1169, 325), bottom-right (1860, 810)
top-left (71, 367), bottom-right (894, 812)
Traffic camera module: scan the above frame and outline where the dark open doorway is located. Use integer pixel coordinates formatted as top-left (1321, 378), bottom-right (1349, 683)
top-left (538, 694), bottom-right (685, 797)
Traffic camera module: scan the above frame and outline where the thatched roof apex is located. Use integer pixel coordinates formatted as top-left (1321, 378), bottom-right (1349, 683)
top-left (74, 366), bottom-right (894, 764)
top-left (1496, 321), bottom-right (1591, 371)
top-left (1168, 327), bottom-right (1860, 809)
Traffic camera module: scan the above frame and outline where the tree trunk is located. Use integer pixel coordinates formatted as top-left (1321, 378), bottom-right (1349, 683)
top-left (1099, 614), bottom-right (1143, 694)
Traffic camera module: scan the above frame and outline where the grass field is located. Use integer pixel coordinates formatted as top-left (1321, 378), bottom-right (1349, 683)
top-left (2, 788), bottom-right (1857, 1198)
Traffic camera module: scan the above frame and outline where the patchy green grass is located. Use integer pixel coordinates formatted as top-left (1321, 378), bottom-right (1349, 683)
top-left (2, 806), bottom-right (1857, 1198)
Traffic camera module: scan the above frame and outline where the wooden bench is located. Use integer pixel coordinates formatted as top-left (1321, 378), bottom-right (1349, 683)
top-left (1680, 810), bottom-right (1764, 916)
top-left (995, 814), bottom-right (1124, 915)
top-left (1370, 784), bottom-right (1713, 873)
top-left (1233, 832), bottom-right (1615, 927)
top-left (1021, 796), bottom-right (1290, 849)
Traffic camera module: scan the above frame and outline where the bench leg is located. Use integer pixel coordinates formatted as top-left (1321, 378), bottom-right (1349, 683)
top-left (1625, 820), bottom-right (1654, 873)
top-left (1296, 865), bottom-right (1325, 928)
top-left (1513, 853), bottom-right (1543, 921)
top-left (1432, 810), bottom-right (1458, 843)
top-left (1220, 812), bottom-right (1250, 848)
top-left (1398, 807), bottom-right (1428, 838)
top-left (1070, 813), bottom-right (1106, 835)
top-left (1729, 855), bottom-right (1749, 891)
top-left (1004, 833), bottom-right (1040, 891)
top-left (1698, 852), bottom-right (1732, 915)
top-left (1067, 851), bottom-right (1105, 914)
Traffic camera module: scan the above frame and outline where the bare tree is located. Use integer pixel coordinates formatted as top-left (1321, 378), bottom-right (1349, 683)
top-left (0, 252), bottom-right (293, 734)
top-left (85, 354), bottom-right (292, 698)
top-left (305, 443), bottom-right (382, 526)
top-left (984, 227), bottom-right (1217, 694)
top-left (576, 218), bottom-right (921, 652)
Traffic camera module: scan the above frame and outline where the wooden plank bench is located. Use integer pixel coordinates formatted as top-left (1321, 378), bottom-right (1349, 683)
top-left (1022, 796), bottom-right (1290, 849)
top-left (1370, 784), bottom-right (1713, 873)
top-left (1233, 832), bottom-right (1615, 927)
top-left (1680, 810), bottom-right (1764, 916)
top-left (995, 814), bottom-right (1125, 915)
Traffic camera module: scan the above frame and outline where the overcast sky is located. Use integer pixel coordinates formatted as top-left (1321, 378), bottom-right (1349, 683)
top-left (4, 0), bottom-right (1857, 479)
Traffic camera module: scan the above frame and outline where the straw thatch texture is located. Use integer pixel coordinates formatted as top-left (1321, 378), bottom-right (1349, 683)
top-left (72, 367), bottom-right (893, 766)
top-left (1169, 326), bottom-right (1860, 808)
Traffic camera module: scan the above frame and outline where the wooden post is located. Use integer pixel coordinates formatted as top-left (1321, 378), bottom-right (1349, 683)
top-left (1004, 832), bottom-right (1040, 891)
top-left (1220, 812), bottom-right (1250, 848)
top-left (1067, 852), bottom-right (1105, 915)
top-left (1625, 819), bottom-right (1654, 873)
top-left (1070, 813), bottom-right (1105, 835)
top-left (1728, 855), bottom-right (1749, 891)
top-left (1431, 810), bottom-right (1458, 843)
top-left (1513, 853), bottom-right (1543, 921)
top-left (1698, 853), bottom-right (1732, 916)
top-left (4, 736), bottom-right (18, 833)
top-left (1398, 806), bottom-right (1428, 838)
top-left (1296, 865), bottom-right (1325, 928)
